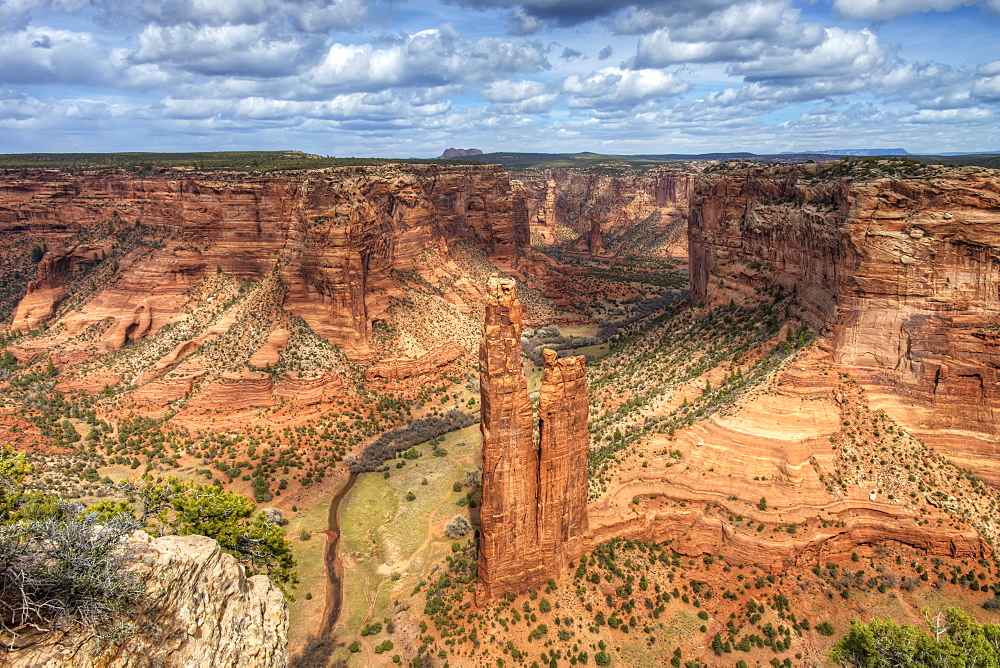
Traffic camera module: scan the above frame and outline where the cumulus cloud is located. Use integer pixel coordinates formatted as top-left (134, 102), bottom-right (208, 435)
top-left (0, 89), bottom-right (49, 121)
top-left (133, 23), bottom-right (321, 77)
top-left (563, 67), bottom-right (690, 110)
top-left (632, 1), bottom-right (824, 67)
top-left (635, 30), bottom-right (769, 66)
top-left (2, 0), bottom-right (998, 155)
top-left (161, 90), bottom-right (455, 125)
top-left (307, 26), bottom-right (550, 91)
top-left (729, 28), bottom-right (885, 81)
top-left (481, 79), bottom-right (547, 102)
top-left (902, 107), bottom-right (994, 123)
top-left (481, 79), bottom-right (555, 113)
top-left (0, 27), bottom-right (115, 85)
top-left (972, 62), bottom-right (1000, 101)
top-left (832, 0), bottom-right (986, 21)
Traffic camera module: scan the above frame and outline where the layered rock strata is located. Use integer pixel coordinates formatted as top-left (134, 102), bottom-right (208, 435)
top-left (1, 165), bottom-right (538, 360)
top-left (537, 349), bottom-right (589, 559)
top-left (364, 342), bottom-right (464, 381)
top-left (517, 167), bottom-right (693, 254)
top-left (477, 278), bottom-right (589, 601)
top-left (689, 163), bottom-right (1000, 483)
top-left (6, 532), bottom-right (287, 667)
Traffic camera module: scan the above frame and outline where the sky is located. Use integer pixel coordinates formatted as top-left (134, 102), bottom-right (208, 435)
top-left (1, 0), bottom-right (999, 157)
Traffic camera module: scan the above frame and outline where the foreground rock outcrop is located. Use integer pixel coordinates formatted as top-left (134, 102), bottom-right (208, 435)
top-left (477, 278), bottom-right (589, 601)
top-left (689, 162), bottom-right (1000, 484)
top-left (5, 532), bottom-right (288, 667)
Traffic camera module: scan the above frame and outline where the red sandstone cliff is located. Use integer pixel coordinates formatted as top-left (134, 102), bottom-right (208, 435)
top-left (1, 165), bottom-right (537, 360)
top-left (477, 277), bottom-right (540, 602)
top-left (515, 167), bottom-right (692, 255)
top-left (477, 278), bottom-right (590, 601)
top-left (688, 162), bottom-right (1000, 483)
top-left (537, 349), bottom-right (589, 560)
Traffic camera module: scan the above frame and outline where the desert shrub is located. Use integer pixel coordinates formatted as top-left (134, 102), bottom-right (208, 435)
top-left (350, 411), bottom-right (478, 473)
top-left (0, 507), bottom-right (145, 640)
top-left (463, 468), bottom-right (481, 488)
top-left (92, 479), bottom-right (297, 591)
top-left (832, 609), bottom-right (1000, 665)
top-left (444, 515), bottom-right (471, 538)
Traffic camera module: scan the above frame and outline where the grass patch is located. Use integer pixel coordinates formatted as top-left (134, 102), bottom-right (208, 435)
top-left (286, 491), bottom-right (337, 650)
top-left (332, 424), bottom-right (482, 661)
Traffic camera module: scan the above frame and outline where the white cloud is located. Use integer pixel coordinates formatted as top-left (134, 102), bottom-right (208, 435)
top-left (0, 28), bottom-right (116, 85)
top-left (0, 89), bottom-right (48, 121)
top-left (977, 60), bottom-right (1000, 76)
top-left (670, 1), bottom-right (810, 43)
top-left (635, 30), bottom-right (769, 66)
top-left (307, 27), bottom-right (550, 91)
top-left (133, 23), bottom-right (317, 77)
top-left (902, 107), bottom-right (993, 123)
top-left (481, 79), bottom-right (548, 102)
top-left (633, 1), bottom-right (824, 67)
top-left (832, 0), bottom-right (977, 21)
top-left (729, 28), bottom-right (885, 81)
top-left (563, 67), bottom-right (690, 110)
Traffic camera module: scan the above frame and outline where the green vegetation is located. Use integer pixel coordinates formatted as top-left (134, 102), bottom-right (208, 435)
top-left (93, 478), bottom-right (297, 590)
top-left (0, 507), bottom-right (144, 643)
top-left (1, 446), bottom-right (145, 641)
top-left (587, 287), bottom-right (812, 492)
top-left (0, 151), bottom-right (448, 173)
top-left (831, 608), bottom-right (1000, 666)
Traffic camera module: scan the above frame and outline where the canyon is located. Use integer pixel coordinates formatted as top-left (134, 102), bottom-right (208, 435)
top-left (1, 156), bottom-right (999, 666)
top-left (690, 161), bottom-right (1000, 483)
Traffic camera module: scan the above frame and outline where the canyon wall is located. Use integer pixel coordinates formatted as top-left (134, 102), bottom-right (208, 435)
top-left (0, 165), bottom-right (534, 360)
top-left (475, 275), bottom-right (991, 602)
top-left (515, 167), bottom-right (693, 252)
top-left (477, 278), bottom-right (589, 601)
top-left (6, 531), bottom-right (287, 667)
top-left (689, 162), bottom-right (1000, 483)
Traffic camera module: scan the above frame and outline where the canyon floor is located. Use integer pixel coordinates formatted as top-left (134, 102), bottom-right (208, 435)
top-left (2, 159), bottom-right (999, 667)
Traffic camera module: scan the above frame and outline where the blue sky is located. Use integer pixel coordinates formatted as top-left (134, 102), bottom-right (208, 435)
top-left (1, 0), bottom-right (998, 157)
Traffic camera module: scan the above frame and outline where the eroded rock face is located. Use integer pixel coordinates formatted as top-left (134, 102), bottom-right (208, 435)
top-left (477, 278), bottom-right (589, 601)
top-left (2, 165), bottom-right (535, 360)
top-left (11, 247), bottom-right (77, 331)
top-left (516, 167), bottom-right (693, 253)
top-left (537, 349), bottom-right (589, 561)
top-left (477, 277), bottom-right (539, 602)
top-left (5, 532), bottom-right (288, 667)
top-left (364, 342), bottom-right (464, 381)
top-left (689, 163), bottom-right (1000, 483)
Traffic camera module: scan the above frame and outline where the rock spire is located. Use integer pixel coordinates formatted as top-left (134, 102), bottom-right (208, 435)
top-left (477, 277), bottom-right (589, 602)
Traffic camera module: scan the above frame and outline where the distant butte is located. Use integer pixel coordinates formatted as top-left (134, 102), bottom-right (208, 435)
top-left (440, 147), bottom-right (484, 158)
